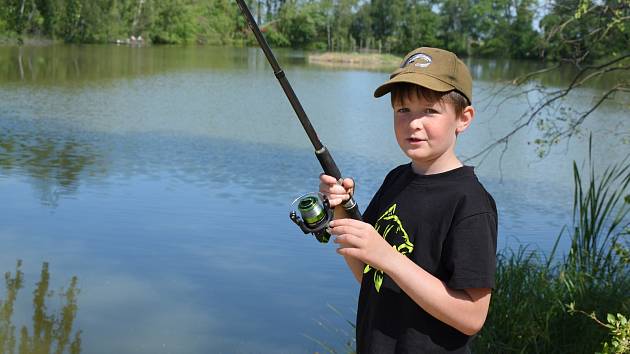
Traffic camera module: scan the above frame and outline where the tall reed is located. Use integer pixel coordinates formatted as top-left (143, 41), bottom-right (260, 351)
top-left (475, 147), bottom-right (630, 353)
top-left (567, 145), bottom-right (629, 280)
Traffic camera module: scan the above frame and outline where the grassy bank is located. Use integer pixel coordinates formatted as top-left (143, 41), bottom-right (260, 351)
top-left (475, 153), bottom-right (630, 353)
top-left (307, 52), bottom-right (401, 70)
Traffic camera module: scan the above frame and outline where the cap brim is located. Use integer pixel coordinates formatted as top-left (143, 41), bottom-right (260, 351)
top-left (373, 72), bottom-right (455, 98)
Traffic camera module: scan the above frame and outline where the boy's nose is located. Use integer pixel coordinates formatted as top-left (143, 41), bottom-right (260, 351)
top-left (409, 116), bottom-right (426, 130)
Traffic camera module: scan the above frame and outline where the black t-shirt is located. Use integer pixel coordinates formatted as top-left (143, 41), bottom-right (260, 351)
top-left (356, 164), bottom-right (498, 354)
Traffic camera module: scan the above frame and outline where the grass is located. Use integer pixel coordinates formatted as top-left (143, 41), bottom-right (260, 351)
top-left (307, 51), bottom-right (401, 70)
top-left (474, 144), bottom-right (629, 353)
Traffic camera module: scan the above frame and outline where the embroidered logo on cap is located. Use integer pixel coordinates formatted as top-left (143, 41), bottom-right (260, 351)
top-left (402, 53), bottom-right (432, 68)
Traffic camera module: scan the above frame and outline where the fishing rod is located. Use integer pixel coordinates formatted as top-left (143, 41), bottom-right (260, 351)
top-left (235, 0), bottom-right (362, 243)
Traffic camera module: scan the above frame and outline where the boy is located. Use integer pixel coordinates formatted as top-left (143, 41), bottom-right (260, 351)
top-left (319, 47), bottom-right (497, 353)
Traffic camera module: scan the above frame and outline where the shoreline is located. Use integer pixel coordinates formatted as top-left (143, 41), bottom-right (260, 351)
top-left (307, 51), bottom-right (401, 70)
top-left (0, 35), bottom-right (61, 46)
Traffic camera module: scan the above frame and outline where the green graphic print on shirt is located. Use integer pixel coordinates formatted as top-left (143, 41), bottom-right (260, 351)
top-left (363, 204), bottom-right (414, 292)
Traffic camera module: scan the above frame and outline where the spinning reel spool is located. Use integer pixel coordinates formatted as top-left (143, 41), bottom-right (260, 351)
top-left (289, 193), bottom-right (334, 243)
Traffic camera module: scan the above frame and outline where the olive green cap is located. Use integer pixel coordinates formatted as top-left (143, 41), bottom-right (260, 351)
top-left (374, 47), bottom-right (473, 104)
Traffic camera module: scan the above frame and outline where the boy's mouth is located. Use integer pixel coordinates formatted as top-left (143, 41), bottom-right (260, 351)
top-left (408, 137), bottom-right (426, 143)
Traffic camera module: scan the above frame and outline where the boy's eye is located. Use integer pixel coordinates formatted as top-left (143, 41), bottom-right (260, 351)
top-left (423, 108), bottom-right (438, 114)
top-left (395, 107), bottom-right (438, 115)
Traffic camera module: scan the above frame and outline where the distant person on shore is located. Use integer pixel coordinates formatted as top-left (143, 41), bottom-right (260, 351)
top-left (115, 35), bottom-right (144, 45)
top-left (319, 47), bottom-right (498, 353)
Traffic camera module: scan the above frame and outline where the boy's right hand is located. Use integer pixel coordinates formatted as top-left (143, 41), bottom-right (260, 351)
top-left (319, 174), bottom-right (355, 208)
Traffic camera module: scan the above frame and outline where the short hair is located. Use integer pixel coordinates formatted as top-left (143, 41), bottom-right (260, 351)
top-left (390, 83), bottom-right (469, 118)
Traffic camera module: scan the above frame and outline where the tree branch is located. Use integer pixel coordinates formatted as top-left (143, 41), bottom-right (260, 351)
top-left (463, 55), bottom-right (630, 164)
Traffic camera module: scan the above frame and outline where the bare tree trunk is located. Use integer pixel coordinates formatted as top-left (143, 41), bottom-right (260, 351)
top-left (327, 21), bottom-right (331, 51)
top-left (265, 0), bottom-right (272, 22)
top-left (18, 0), bottom-right (27, 33)
top-left (19, 0), bottom-right (26, 17)
top-left (131, 0), bottom-right (145, 35)
top-left (257, 0), bottom-right (261, 24)
top-left (27, 0), bottom-right (36, 31)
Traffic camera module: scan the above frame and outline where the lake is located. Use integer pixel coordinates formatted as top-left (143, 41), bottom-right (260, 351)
top-left (0, 45), bottom-right (628, 353)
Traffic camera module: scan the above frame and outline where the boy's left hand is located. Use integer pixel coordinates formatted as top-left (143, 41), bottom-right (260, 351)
top-left (329, 218), bottom-right (397, 271)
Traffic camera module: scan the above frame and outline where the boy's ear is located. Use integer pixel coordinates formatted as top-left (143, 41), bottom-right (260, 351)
top-left (456, 106), bottom-right (475, 134)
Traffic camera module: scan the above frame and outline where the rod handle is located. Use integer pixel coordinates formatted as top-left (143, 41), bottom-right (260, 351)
top-left (315, 147), bottom-right (362, 221)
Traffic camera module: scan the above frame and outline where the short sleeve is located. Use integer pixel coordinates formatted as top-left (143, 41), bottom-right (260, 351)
top-left (444, 212), bottom-right (497, 290)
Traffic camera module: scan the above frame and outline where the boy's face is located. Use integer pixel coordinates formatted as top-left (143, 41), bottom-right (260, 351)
top-left (392, 91), bottom-right (472, 172)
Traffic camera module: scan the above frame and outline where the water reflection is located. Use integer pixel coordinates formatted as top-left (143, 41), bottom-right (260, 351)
top-left (1, 44), bottom-right (626, 90)
top-left (468, 58), bottom-right (630, 89)
top-left (0, 129), bottom-right (103, 207)
top-left (0, 46), bottom-right (304, 85)
top-left (0, 261), bottom-right (81, 354)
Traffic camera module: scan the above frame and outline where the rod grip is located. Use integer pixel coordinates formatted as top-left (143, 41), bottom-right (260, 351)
top-left (316, 146), bottom-right (341, 179)
top-left (315, 147), bottom-right (362, 221)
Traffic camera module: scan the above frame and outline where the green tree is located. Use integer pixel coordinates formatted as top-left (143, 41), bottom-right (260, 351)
top-left (34, 0), bottom-right (56, 37)
top-left (146, 0), bottom-right (196, 44)
top-left (540, 0), bottom-right (629, 62)
top-left (397, 1), bottom-right (441, 53)
top-left (102, 0), bottom-right (128, 40)
top-left (0, 1), bottom-right (9, 34)
top-left (77, 1), bottom-right (112, 42)
top-left (370, 0), bottom-right (405, 52)
top-left (196, 0), bottom-right (241, 45)
top-left (331, 0), bottom-right (358, 51)
top-left (277, 0), bottom-right (326, 49)
top-left (59, 0), bottom-right (82, 42)
top-left (350, 2), bottom-right (373, 50)
top-left (438, 0), bottom-right (474, 55)
top-left (438, 0), bottom-right (540, 59)
top-left (3, 0), bottom-right (42, 36)
top-left (508, 0), bottom-right (539, 58)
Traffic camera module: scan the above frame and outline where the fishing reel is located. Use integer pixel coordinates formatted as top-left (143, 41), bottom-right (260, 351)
top-left (289, 192), bottom-right (334, 243)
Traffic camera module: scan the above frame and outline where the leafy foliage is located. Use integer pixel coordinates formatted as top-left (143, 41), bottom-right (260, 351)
top-left (0, 0), bottom-right (626, 62)
top-left (540, 0), bottom-right (629, 62)
top-left (599, 313), bottom-right (630, 354)
top-left (567, 309), bottom-right (630, 354)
